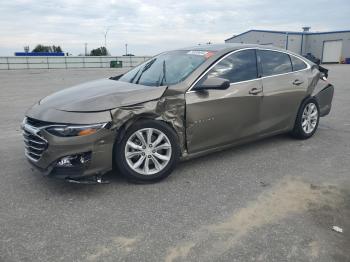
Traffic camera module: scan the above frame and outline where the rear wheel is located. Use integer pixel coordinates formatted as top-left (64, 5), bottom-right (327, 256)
top-left (115, 120), bottom-right (180, 183)
top-left (291, 98), bottom-right (320, 139)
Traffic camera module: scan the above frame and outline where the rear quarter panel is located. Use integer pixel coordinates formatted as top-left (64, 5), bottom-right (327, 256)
top-left (307, 65), bottom-right (334, 117)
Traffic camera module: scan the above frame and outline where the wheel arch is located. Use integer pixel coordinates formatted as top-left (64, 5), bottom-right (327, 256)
top-left (292, 94), bottom-right (314, 125)
top-left (113, 113), bottom-right (181, 149)
top-left (112, 114), bottom-right (182, 181)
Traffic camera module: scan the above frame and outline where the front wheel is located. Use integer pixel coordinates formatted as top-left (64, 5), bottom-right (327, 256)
top-left (291, 98), bottom-right (320, 139)
top-left (115, 120), bottom-right (180, 183)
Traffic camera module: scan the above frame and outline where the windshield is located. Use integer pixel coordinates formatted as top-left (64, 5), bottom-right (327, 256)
top-left (118, 50), bottom-right (215, 86)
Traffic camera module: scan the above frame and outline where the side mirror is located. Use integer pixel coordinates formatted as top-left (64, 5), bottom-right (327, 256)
top-left (195, 77), bottom-right (230, 90)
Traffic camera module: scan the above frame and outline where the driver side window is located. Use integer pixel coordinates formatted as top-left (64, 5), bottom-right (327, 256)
top-left (207, 49), bottom-right (258, 83)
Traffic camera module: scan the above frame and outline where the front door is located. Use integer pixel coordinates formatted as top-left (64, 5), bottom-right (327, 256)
top-left (185, 49), bottom-right (263, 153)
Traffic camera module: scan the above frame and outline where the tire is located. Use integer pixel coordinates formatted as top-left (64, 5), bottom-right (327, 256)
top-left (115, 119), bottom-right (180, 183)
top-left (291, 98), bottom-right (320, 139)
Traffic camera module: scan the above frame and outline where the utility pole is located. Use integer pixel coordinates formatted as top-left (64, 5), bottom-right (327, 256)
top-left (84, 43), bottom-right (88, 56)
top-left (125, 43), bottom-right (128, 56)
top-left (104, 26), bottom-right (112, 55)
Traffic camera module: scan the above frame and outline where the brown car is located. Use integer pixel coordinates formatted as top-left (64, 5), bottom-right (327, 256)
top-left (22, 44), bottom-right (334, 183)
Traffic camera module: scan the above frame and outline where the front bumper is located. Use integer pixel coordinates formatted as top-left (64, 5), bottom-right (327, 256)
top-left (22, 122), bottom-right (116, 179)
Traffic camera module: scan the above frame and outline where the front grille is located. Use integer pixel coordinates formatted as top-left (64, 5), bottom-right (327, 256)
top-left (26, 117), bottom-right (53, 128)
top-left (23, 122), bottom-right (48, 161)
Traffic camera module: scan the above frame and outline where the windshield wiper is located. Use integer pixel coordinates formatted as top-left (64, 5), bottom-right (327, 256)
top-left (135, 58), bottom-right (156, 84)
top-left (129, 68), bottom-right (142, 83)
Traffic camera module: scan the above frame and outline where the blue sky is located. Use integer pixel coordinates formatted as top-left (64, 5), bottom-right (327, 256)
top-left (0, 0), bottom-right (349, 56)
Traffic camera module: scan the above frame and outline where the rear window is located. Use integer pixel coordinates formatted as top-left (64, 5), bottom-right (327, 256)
top-left (258, 50), bottom-right (292, 77)
top-left (290, 56), bottom-right (307, 71)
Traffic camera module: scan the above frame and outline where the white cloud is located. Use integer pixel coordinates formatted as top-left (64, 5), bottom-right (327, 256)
top-left (0, 0), bottom-right (349, 55)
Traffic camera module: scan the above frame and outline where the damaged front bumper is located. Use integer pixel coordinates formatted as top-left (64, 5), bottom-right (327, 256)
top-left (22, 121), bottom-right (116, 180)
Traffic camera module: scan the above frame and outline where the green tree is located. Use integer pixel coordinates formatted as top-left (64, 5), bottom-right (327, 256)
top-left (52, 45), bottom-right (62, 52)
top-left (32, 44), bottom-right (63, 53)
top-left (90, 46), bottom-right (108, 56)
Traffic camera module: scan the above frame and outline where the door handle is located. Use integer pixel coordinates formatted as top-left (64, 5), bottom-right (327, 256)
top-left (249, 87), bottom-right (262, 95)
top-left (293, 79), bottom-right (304, 86)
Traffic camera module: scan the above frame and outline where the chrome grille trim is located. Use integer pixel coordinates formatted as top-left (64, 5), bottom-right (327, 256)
top-left (24, 144), bottom-right (44, 151)
top-left (23, 137), bottom-right (46, 145)
top-left (22, 121), bottom-right (48, 162)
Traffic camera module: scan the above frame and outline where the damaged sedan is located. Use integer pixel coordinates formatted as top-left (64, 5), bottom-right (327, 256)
top-left (22, 44), bottom-right (334, 183)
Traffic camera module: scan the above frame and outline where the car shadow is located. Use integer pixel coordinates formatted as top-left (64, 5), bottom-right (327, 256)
top-left (108, 133), bottom-right (296, 184)
top-left (175, 133), bottom-right (293, 171)
top-left (38, 133), bottom-right (299, 194)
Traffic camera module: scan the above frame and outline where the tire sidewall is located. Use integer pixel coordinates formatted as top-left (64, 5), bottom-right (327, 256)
top-left (115, 120), bottom-right (180, 182)
top-left (295, 98), bottom-right (320, 138)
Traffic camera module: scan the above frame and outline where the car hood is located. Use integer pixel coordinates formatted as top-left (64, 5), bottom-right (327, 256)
top-left (38, 79), bottom-right (167, 112)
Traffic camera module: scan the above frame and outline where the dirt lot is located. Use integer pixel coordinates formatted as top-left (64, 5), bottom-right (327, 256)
top-left (0, 65), bottom-right (349, 262)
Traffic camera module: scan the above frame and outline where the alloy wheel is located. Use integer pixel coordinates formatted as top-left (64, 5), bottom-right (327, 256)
top-left (301, 102), bottom-right (318, 134)
top-left (124, 128), bottom-right (172, 175)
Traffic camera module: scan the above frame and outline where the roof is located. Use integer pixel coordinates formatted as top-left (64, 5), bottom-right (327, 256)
top-left (180, 43), bottom-right (262, 52)
top-left (178, 43), bottom-right (297, 55)
top-left (225, 29), bottom-right (350, 42)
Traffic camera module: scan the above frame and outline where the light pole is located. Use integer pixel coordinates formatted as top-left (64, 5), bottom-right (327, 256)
top-left (84, 43), bottom-right (88, 56)
top-left (125, 43), bottom-right (128, 56)
top-left (104, 26), bottom-right (112, 55)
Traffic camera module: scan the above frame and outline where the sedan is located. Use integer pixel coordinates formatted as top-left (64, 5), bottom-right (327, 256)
top-left (22, 44), bottom-right (334, 183)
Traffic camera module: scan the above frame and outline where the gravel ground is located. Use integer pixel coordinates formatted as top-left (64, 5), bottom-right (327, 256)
top-left (0, 65), bottom-right (349, 262)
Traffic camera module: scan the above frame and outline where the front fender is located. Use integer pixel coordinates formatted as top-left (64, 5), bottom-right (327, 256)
top-left (110, 93), bottom-right (187, 154)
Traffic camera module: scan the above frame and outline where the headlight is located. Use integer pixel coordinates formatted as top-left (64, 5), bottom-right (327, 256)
top-left (45, 123), bottom-right (109, 137)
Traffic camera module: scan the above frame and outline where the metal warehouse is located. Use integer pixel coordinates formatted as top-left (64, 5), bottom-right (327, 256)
top-left (225, 28), bottom-right (350, 63)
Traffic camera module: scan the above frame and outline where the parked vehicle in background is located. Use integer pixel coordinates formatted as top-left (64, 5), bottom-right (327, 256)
top-left (22, 44), bottom-right (334, 183)
top-left (304, 53), bottom-right (321, 65)
top-left (303, 52), bottom-right (329, 78)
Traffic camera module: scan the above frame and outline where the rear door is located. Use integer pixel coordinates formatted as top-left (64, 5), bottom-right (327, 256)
top-left (185, 49), bottom-right (263, 153)
top-left (257, 50), bottom-right (307, 134)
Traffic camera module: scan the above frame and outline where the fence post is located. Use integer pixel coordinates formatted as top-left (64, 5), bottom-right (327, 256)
top-left (6, 57), bottom-right (9, 70)
top-left (26, 56), bottom-right (29, 69)
top-left (47, 56), bottom-right (49, 69)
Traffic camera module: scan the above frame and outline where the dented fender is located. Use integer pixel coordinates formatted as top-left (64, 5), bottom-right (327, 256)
top-left (110, 90), bottom-right (187, 154)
